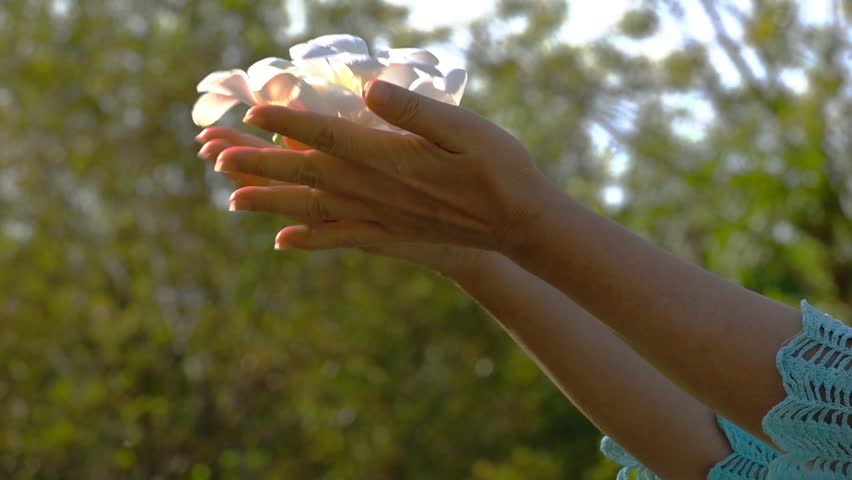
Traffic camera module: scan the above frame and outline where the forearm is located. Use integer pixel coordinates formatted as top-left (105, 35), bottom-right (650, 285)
top-left (453, 251), bottom-right (731, 478)
top-left (507, 185), bottom-right (802, 444)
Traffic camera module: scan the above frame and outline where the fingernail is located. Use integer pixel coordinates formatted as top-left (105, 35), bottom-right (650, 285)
top-left (194, 130), bottom-right (208, 143)
top-left (369, 81), bottom-right (390, 105)
top-left (243, 107), bottom-right (258, 125)
top-left (273, 242), bottom-right (284, 250)
top-left (197, 143), bottom-right (212, 160)
top-left (213, 157), bottom-right (226, 172)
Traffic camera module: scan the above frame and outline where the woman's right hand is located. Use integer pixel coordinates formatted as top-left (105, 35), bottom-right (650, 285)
top-left (196, 126), bottom-right (492, 280)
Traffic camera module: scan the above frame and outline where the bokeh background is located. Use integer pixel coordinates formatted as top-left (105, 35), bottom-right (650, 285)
top-left (2, 0), bottom-right (851, 478)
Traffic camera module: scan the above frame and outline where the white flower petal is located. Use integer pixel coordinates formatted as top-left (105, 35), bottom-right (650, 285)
top-left (256, 73), bottom-right (346, 118)
top-left (193, 35), bottom-right (466, 132)
top-left (294, 56), bottom-right (362, 94)
top-left (409, 78), bottom-right (453, 104)
top-left (316, 84), bottom-right (366, 118)
top-left (285, 78), bottom-right (337, 116)
top-left (247, 57), bottom-right (292, 74)
top-left (257, 72), bottom-right (300, 105)
top-left (196, 70), bottom-right (256, 106)
top-left (442, 69), bottom-right (467, 105)
top-left (378, 48), bottom-right (440, 65)
top-left (247, 57), bottom-right (293, 90)
top-left (336, 53), bottom-right (385, 83)
top-left (376, 64), bottom-right (420, 89)
top-left (197, 70), bottom-right (232, 92)
top-left (290, 43), bottom-right (337, 61)
top-left (192, 92), bottom-right (241, 127)
top-left (401, 60), bottom-right (442, 78)
top-left (308, 34), bottom-right (369, 55)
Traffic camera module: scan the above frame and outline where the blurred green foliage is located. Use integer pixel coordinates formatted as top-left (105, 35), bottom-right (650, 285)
top-left (0, 0), bottom-right (849, 478)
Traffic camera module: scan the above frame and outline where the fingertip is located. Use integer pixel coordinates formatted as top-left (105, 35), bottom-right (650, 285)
top-left (229, 187), bottom-right (248, 203)
top-left (276, 225), bottom-right (310, 247)
top-left (217, 144), bottom-right (249, 160)
top-left (274, 230), bottom-right (288, 250)
top-left (195, 128), bottom-right (209, 143)
top-left (243, 105), bottom-right (263, 124)
top-left (198, 138), bottom-right (230, 161)
top-left (365, 80), bottom-right (393, 110)
top-left (244, 104), bottom-right (292, 129)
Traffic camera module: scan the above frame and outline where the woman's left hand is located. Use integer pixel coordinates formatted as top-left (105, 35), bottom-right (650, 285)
top-left (211, 80), bottom-right (555, 253)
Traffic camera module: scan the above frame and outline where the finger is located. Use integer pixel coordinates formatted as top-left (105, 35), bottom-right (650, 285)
top-left (197, 138), bottom-right (234, 163)
top-left (284, 137), bottom-right (313, 151)
top-left (196, 139), bottom-right (270, 186)
top-left (216, 146), bottom-right (352, 192)
top-left (196, 140), bottom-right (286, 186)
top-left (216, 146), bottom-right (484, 230)
top-left (243, 104), bottom-right (406, 167)
top-left (275, 220), bottom-right (393, 251)
top-left (365, 80), bottom-right (483, 153)
top-left (232, 173), bottom-right (283, 187)
top-left (229, 185), bottom-right (379, 222)
top-left (196, 126), bottom-right (275, 148)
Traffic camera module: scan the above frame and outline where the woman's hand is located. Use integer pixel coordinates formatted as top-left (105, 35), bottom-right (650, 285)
top-left (196, 126), bottom-right (491, 280)
top-left (212, 80), bottom-right (556, 253)
top-left (196, 127), bottom-right (289, 187)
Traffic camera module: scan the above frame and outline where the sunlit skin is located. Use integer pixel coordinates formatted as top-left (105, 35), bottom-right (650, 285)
top-left (197, 79), bottom-right (803, 476)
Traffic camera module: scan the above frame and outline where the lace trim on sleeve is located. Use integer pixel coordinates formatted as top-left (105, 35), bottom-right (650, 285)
top-left (761, 300), bottom-right (852, 479)
top-left (707, 415), bottom-right (778, 479)
top-left (600, 415), bottom-right (778, 480)
top-left (599, 436), bottom-right (662, 479)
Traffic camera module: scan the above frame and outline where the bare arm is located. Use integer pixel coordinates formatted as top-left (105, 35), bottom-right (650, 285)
top-left (221, 81), bottom-right (803, 447)
top-left (197, 127), bottom-right (731, 477)
top-left (506, 187), bottom-right (802, 445)
top-left (451, 250), bottom-right (731, 479)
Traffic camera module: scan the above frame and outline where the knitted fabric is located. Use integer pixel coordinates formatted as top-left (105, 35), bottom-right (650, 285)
top-left (707, 416), bottom-right (779, 479)
top-left (601, 301), bottom-right (851, 479)
top-left (599, 435), bottom-right (662, 479)
top-left (761, 301), bottom-right (852, 479)
top-left (600, 415), bottom-right (778, 479)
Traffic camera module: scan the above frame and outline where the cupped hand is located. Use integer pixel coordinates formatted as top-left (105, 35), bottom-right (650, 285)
top-left (214, 80), bottom-right (555, 253)
top-left (197, 126), bottom-right (491, 279)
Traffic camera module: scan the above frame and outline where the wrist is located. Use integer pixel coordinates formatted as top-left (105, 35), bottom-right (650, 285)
top-left (451, 250), bottom-right (520, 297)
top-left (501, 178), bottom-right (575, 261)
top-left (438, 247), bottom-right (494, 283)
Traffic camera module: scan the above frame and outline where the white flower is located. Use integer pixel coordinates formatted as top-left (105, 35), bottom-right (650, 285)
top-left (191, 34), bottom-right (467, 130)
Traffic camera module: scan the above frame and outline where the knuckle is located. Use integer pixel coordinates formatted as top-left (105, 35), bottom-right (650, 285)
top-left (312, 122), bottom-right (338, 153)
top-left (251, 149), bottom-right (272, 177)
top-left (295, 159), bottom-right (322, 189)
top-left (397, 94), bottom-right (422, 126)
top-left (307, 189), bottom-right (332, 221)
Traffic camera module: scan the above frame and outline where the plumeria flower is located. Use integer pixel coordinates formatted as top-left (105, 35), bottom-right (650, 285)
top-left (191, 34), bottom-right (467, 133)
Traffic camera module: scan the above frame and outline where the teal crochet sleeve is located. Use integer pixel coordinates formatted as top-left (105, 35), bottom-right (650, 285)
top-left (601, 301), bottom-right (852, 479)
top-left (599, 435), bottom-right (661, 479)
top-left (708, 416), bottom-right (779, 479)
top-left (761, 300), bottom-right (852, 479)
top-left (600, 415), bottom-right (778, 479)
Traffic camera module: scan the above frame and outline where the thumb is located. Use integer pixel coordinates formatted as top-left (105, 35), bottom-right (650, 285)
top-left (365, 80), bottom-right (472, 151)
